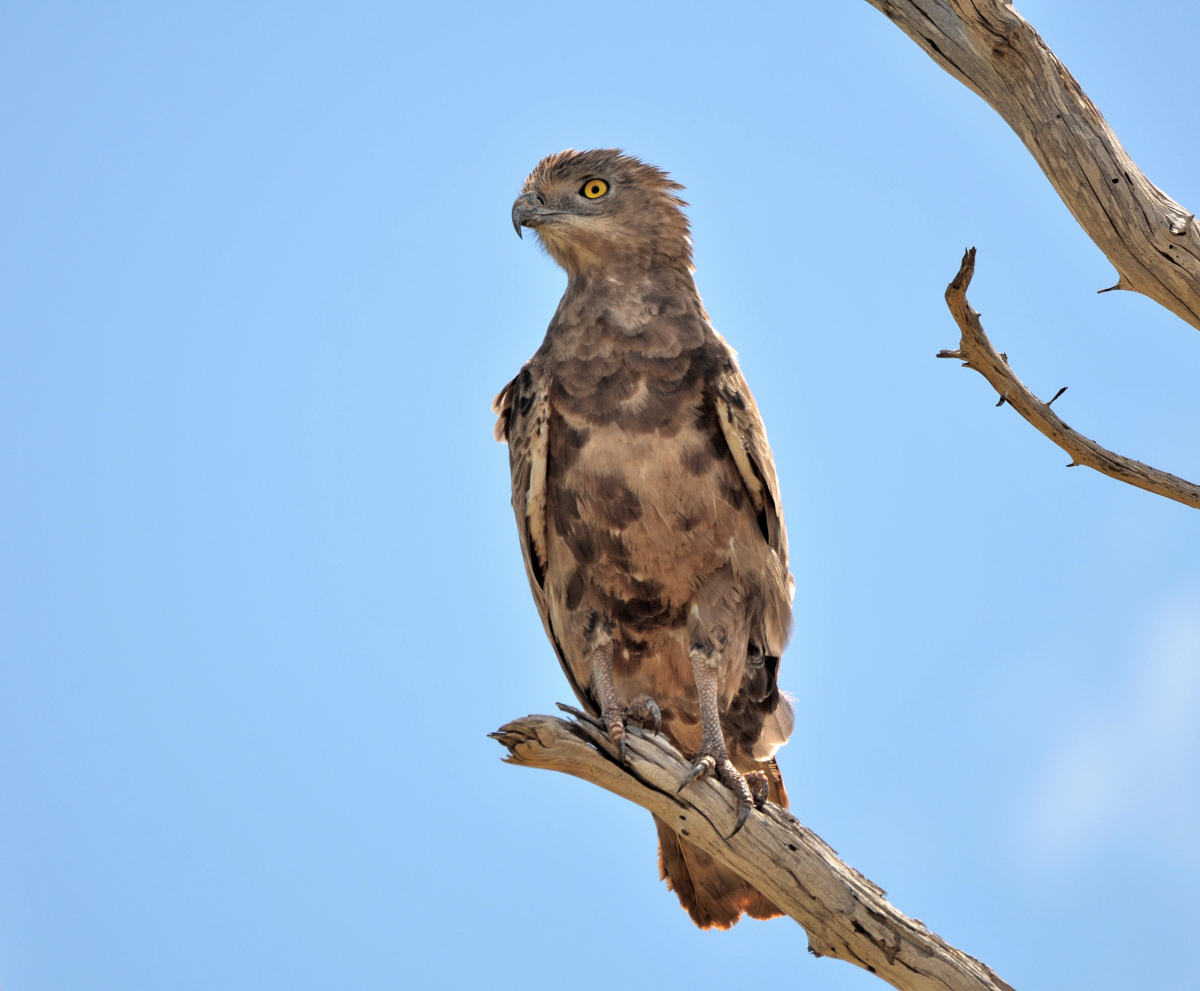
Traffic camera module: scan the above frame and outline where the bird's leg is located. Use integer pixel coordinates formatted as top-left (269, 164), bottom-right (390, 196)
top-left (588, 624), bottom-right (629, 761)
top-left (679, 634), bottom-right (756, 837)
top-left (588, 624), bottom-right (660, 762)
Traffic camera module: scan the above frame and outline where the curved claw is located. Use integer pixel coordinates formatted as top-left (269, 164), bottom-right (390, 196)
top-left (677, 755), bottom-right (715, 794)
top-left (638, 697), bottom-right (661, 735)
top-left (728, 804), bottom-right (751, 838)
top-left (617, 736), bottom-right (627, 763)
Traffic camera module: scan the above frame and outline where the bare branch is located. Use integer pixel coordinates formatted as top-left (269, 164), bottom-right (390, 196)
top-left (937, 248), bottom-right (1200, 509)
top-left (864, 0), bottom-right (1200, 331)
top-left (491, 710), bottom-right (1016, 991)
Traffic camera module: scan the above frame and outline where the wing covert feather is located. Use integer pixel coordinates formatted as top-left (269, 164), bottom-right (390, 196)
top-left (493, 366), bottom-right (597, 714)
top-left (713, 364), bottom-right (791, 585)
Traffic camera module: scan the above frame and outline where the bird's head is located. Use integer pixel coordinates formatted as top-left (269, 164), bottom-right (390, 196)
top-left (512, 149), bottom-right (691, 279)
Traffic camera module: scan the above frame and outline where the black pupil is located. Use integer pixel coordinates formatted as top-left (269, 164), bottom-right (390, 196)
top-left (590, 184), bottom-right (599, 194)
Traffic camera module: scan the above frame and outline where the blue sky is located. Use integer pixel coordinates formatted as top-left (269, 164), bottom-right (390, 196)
top-left (2, 2), bottom-right (1198, 988)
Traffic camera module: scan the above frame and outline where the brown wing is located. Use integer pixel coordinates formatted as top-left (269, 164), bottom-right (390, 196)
top-left (712, 358), bottom-right (793, 601)
top-left (712, 353), bottom-right (795, 752)
top-left (493, 365), bottom-right (598, 715)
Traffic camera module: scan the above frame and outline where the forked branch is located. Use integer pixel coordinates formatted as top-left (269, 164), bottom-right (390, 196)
top-left (863, 1), bottom-right (1200, 506)
top-left (938, 248), bottom-right (1200, 509)
top-left (491, 709), bottom-right (1015, 991)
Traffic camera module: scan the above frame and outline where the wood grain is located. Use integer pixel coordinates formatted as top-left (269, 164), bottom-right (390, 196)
top-left (864, 0), bottom-right (1200, 331)
top-left (491, 709), bottom-right (1015, 991)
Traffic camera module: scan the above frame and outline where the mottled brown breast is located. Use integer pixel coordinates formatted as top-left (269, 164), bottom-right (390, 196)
top-left (538, 330), bottom-right (786, 722)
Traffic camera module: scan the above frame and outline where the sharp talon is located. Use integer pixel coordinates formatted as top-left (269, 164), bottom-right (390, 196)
top-left (643, 697), bottom-right (662, 734)
top-left (677, 755), bottom-right (714, 793)
top-left (729, 804), bottom-right (750, 838)
top-left (677, 764), bottom-right (704, 793)
top-left (617, 736), bottom-right (627, 763)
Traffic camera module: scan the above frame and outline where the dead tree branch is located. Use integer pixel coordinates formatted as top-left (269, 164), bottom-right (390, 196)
top-left (938, 248), bottom-right (1200, 509)
top-left (863, 0), bottom-right (1200, 331)
top-left (491, 709), bottom-right (1015, 991)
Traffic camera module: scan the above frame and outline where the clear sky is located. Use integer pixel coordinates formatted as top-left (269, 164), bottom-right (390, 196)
top-left (2, 2), bottom-right (1198, 989)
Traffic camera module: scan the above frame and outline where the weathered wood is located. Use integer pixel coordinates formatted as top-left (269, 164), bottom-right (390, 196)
top-left (864, 0), bottom-right (1200, 331)
top-left (491, 709), bottom-right (1015, 991)
top-left (938, 248), bottom-right (1200, 509)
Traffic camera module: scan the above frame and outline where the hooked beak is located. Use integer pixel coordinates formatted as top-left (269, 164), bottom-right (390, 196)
top-left (511, 192), bottom-right (538, 238)
top-left (512, 191), bottom-right (563, 239)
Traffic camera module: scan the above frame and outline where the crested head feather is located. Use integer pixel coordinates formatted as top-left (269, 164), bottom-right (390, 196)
top-left (522, 148), bottom-right (686, 198)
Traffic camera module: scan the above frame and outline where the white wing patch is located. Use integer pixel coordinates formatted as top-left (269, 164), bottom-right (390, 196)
top-left (752, 693), bottom-right (795, 759)
top-left (716, 399), bottom-right (764, 512)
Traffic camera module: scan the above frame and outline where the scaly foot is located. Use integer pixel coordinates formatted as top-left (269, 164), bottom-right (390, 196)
top-left (601, 694), bottom-right (662, 762)
top-left (678, 749), bottom-right (756, 837)
top-left (624, 694), bottom-right (662, 735)
top-left (745, 769), bottom-right (770, 810)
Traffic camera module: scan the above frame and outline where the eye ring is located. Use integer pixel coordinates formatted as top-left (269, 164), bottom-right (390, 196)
top-left (581, 178), bottom-right (609, 199)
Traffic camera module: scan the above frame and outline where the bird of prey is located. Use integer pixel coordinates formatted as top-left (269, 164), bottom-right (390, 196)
top-left (494, 149), bottom-right (794, 930)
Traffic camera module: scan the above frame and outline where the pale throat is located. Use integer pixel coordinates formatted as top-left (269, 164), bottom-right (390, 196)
top-left (540, 225), bottom-right (688, 284)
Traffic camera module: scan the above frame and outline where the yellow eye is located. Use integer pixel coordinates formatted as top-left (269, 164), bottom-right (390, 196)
top-left (581, 178), bottom-right (609, 199)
